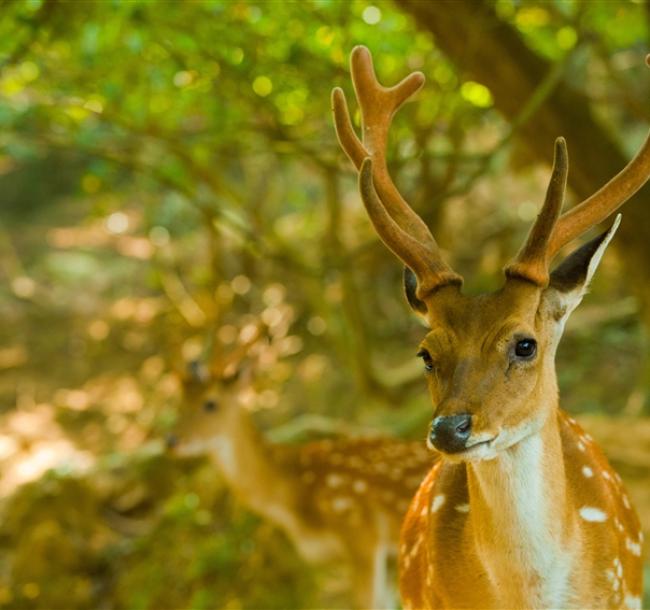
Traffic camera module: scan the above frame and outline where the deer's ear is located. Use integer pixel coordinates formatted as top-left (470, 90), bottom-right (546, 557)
top-left (403, 266), bottom-right (427, 314)
top-left (541, 214), bottom-right (621, 324)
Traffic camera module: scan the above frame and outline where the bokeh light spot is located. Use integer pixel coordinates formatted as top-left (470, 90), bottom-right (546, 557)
top-left (252, 76), bottom-right (273, 97)
top-left (173, 70), bottom-right (194, 87)
top-left (362, 6), bottom-right (382, 25)
top-left (556, 26), bottom-right (577, 50)
top-left (231, 274), bottom-right (252, 295)
top-left (460, 81), bottom-right (493, 108)
top-left (307, 316), bottom-right (327, 336)
top-left (105, 212), bottom-right (129, 234)
top-left (11, 276), bottom-right (35, 298)
top-left (149, 226), bottom-right (170, 247)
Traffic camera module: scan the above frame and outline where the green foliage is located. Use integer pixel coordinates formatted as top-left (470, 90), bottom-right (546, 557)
top-left (0, 1), bottom-right (648, 608)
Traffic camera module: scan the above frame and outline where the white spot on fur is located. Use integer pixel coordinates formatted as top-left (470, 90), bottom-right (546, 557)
top-left (374, 462), bottom-right (389, 474)
top-left (579, 506), bottom-right (608, 522)
top-left (622, 494), bottom-right (631, 509)
top-left (582, 466), bottom-right (593, 478)
top-left (576, 440), bottom-right (586, 452)
top-left (614, 558), bottom-right (622, 577)
top-left (431, 494), bottom-right (446, 513)
top-left (605, 568), bottom-right (615, 583)
top-left (407, 535), bottom-right (424, 564)
top-left (326, 473), bottom-right (343, 488)
top-left (352, 479), bottom-right (367, 493)
top-left (624, 595), bottom-right (641, 609)
top-left (602, 470), bottom-right (611, 481)
top-left (626, 538), bottom-right (641, 557)
top-left (331, 496), bottom-right (353, 513)
top-left (454, 503), bottom-right (470, 513)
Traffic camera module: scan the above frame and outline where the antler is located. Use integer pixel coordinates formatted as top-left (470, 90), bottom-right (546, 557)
top-left (507, 55), bottom-right (650, 286)
top-left (548, 130), bottom-right (650, 260)
top-left (207, 320), bottom-right (266, 380)
top-left (332, 46), bottom-right (462, 298)
top-left (506, 137), bottom-right (569, 285)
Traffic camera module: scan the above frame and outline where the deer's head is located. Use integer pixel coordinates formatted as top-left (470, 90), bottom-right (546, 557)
top-left (333, 47), bottom-right (650, 461)
top-left (168, 324), bottom-right (264, 457)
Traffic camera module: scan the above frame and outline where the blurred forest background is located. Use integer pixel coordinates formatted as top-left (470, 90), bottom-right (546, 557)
top-left (0, 0), bottom-right (649, 608)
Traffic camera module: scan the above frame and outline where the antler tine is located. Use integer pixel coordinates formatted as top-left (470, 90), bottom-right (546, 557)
top-left (332, 46), bottom-right (435, 247)
top-left (350, 45), bottom-right (425, 158)
top-left (211, 320), bottom-right (266, 379)
top-left (332, 46), bottom-right (463, 296)
top-left (359, 159), bottom-right (461, 297)
top-left (547, 130), bottom-right (650, 261)
top-left (506, 55), bottom-right (650, 285)
top-left (332, 87), bottom-right (367, 168)
top-left (506, 138), bottom-right (569, 286)
top-left (545, 54), bottom-right (650, 263)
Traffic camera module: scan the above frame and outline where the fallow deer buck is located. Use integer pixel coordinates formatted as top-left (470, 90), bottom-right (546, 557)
top-left (168, 322), bottom-right (435, 609)
top-left (332, 47), bottom-right (649, 609)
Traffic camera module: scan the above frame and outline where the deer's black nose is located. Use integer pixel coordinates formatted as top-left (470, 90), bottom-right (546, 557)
top-left (429, 414), bottom-right (472, 453)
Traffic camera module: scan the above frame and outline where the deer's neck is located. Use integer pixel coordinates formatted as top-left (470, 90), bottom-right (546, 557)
top-left (210, 406), bottom-right (290, 509)
top-left (210, 408), bottom-right (292, 522)
top-left (466, 408), bottom-right (577, 608)
top-left (208, 407), bottom-right (343, 562)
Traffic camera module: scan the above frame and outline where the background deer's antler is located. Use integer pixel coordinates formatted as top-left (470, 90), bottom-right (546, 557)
top-left (210, 320), bottom-right (267, 380)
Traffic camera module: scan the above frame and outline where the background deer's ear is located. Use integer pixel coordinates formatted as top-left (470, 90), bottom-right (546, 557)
top-left (186, 359), bottom-right (210, 384)
top-left (403, 266), bottom-right (427, 315)
top-left (541, 214), bottom-right (621, 326)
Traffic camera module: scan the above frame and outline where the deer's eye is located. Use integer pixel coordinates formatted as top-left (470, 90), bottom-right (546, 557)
top-left (514, 338), bottom-right (537, 360)
top-left (203, 399), bottom-right (218, 413)
top-left (417, 348), bottom-right (434, 372)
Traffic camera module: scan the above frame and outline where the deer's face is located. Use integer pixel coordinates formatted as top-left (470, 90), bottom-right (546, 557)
top-left (419, 281), bottom-right (568, 462)
top-left (168, 370), bottom-right (242, 457)
top-left (331, 46), bottom-right (647, 464)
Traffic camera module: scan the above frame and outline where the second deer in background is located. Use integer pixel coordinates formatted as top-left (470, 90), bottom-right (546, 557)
top-left (168, 323), bottom-right (435, 609)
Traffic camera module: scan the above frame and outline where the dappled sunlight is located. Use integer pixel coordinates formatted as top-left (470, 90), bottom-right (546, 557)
top-left (0, 405), bottom-right (95, 497)
top-left (0, 1), bottom-right (648, 608)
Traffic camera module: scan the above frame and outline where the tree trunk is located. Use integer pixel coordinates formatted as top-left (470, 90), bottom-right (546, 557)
top-left (396, 0), bottom-right (650, 327)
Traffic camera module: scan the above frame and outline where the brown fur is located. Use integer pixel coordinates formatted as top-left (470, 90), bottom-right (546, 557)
top-left (397, 279), bottom-right (643, 609)
top-left (172, 378), bottom-right (435, 609)
top-left (400, 411), bottom-right (642, 609)
top-left (331, 44), bottom-right (648, 610)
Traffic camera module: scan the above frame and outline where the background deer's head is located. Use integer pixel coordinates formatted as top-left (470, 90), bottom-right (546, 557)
top-left (168, 322), bottom-right (266, 457)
